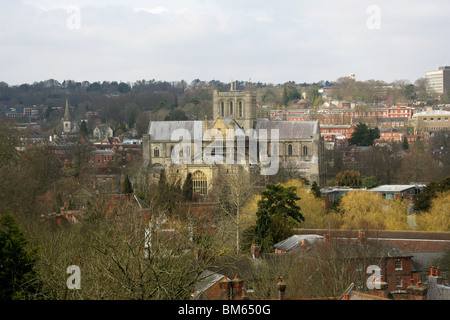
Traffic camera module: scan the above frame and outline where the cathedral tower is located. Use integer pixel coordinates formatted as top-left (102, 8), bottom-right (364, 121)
top-left (212, 84), bottom-right (257, 131)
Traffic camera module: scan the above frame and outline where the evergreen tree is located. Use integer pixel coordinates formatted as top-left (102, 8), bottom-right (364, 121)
top-left (413, 176), bottom-right (450, 212)
top-left (311, 181), bottom-right (321, 198)
top-left (79, 120), bottom-right (89, 136)
top-left (0, 213), bottom-right (40, 299)
top-left (122, 174), bottom-right (133, 194)
top-left (402, 136), bottom-right (409, 150)
top-left (348, 123), bottom-right (380, 146)
top-left (182, 173), bottom-right (193, 202)
top-left (254, 184), bottom-right (303, 252)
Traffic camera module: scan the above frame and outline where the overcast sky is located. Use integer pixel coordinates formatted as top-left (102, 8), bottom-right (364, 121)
top-left (1, 0), bottom-right (449, 86)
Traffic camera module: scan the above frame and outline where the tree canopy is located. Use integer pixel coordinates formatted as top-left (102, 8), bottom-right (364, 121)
top-left (254, 183), bottom-right (303, 252)
top-left (0, 213), bottom-right (40, 299)
top-left (348, 123), bottom-right (380, 146)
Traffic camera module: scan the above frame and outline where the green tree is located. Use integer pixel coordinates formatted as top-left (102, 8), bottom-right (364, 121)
top-left (362, 176), bottom-right (378, 189)
top-left (402, 136), bottom-right (409, 150)
top-left (79, 120), bottom-right (89, 137)
top-left (348, 123), bottom-right (380, 146)
top-left (254, 184), bottom-right (303, 252)
top-left (414, 176), bottom-right (450, 212)
top-left (122, 174), bottom-right (133, 194)
top-left (0, 213), bottom-right (40, 299)
top-left (182, 173), bottom-right (193, 202)
top-left (311, 181), bottom-right (321, 198)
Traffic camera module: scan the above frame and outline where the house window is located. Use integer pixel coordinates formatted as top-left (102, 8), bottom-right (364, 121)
top-left (192, 170), bottom-right (208, 195)
top-left (395, 260), bottom-right (403, 270)
top-left (288, 144), bottom-right (293, 156)
top-left (153, 148), bottom-right (160, 158)
top-left (396, 278), bottom-right (403, 288)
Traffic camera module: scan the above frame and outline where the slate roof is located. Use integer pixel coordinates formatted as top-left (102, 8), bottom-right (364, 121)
top-left (192, 270), bottom-right (224, 300)
top-left (369, 185), bottom-right (418, 193)
top-left (89, 150), bottom-right (115, 155)
top-left (148, 119), bottom-right (319, 141)
top-left (148, 121), bottom-right (203, 141)
top-left (274, 235), bottom-right (324, 252)
top-left (255, 120), bottom-right (319, 139)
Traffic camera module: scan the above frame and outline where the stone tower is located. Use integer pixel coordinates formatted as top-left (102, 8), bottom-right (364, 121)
top-left (212, 84), bottom-right (257, 132)
top-left (63, 98), bottom-right (72, 134)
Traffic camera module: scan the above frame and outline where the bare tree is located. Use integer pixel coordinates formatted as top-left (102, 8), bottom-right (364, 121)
top-left (209, 167), bottom-right (259, 253)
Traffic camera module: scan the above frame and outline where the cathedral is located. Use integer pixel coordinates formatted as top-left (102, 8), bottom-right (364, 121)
top-left (142, 86), bottom-right (325, 196)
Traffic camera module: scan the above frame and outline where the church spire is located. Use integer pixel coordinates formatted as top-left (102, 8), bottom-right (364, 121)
top-left (64, 98), bottom-right (71, 121)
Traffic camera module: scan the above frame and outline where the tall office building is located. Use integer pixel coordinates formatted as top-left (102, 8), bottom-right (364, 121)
top-left (425, 66), bottom-right (450, 95)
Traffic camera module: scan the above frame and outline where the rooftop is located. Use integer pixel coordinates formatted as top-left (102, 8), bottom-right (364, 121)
top-left (369, 185), bottom-right (423, 193)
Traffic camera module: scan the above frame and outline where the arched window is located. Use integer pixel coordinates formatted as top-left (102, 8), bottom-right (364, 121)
top-left (230, 101), bottom-right (233, 116)
top-left (153, 147), bottom-right (160, 158)
top-left (239, 101), bottom-right (243, 117)
top-left (221, 102), bottom-right (225, 117)
top-left (192, 171), bottom-right (208, 195)
top-left (303, 145), bottom-right (308, 156)
top-left (288, 144), bottom-right (293, 156)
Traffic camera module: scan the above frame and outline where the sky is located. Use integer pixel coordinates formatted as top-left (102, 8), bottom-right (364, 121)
top-left (1, 0), bottom-right (449, 86)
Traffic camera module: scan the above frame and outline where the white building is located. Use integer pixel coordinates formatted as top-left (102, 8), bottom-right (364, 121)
top-left (425, 66), bottom-right (450, 94)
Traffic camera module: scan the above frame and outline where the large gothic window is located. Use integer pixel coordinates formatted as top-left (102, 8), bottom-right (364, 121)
top-left (239, 101), bottom-right (243, 117)
top-left (221, 102), bottom-right (225, 117)
top-left (303, 145), bottom-right (308, 156)
top-left (288, 144), bottom-right (293, 156)
top-left (192, 171), bottom-right (208, 195)
top-left (153, 147), bottom-right (160, 158)
top-left (230, 101), bottom-right (233, 116)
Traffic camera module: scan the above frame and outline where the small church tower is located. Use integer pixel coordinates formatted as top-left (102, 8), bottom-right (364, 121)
top-left (63, 98), bottom-right (72, 134)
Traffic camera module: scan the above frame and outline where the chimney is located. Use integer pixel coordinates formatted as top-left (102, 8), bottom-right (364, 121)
top-left (430, 266), bottom-right (443, 285)
top-left (407, 280), bottom-right (428, 300)
top-left (277, 277), bottom-right (287, 300)
top-left (358, 230), bottom-right (367, 244)
top-left (231, 275), bottom-right (244, 300)
top-left (251, 243), bottom-right (261, 259)
top-left (371, 275), bottom-right (389, 298)
top-left (219, 276), bottom-right (231, 300)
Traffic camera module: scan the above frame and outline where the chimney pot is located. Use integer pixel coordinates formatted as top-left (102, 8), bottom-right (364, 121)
top-left (231, 274), bottom-right (244, 300)
top-left (277, 277), bottom-right (287, 300)
top-left (219, 276), bottom-right (232, 300)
